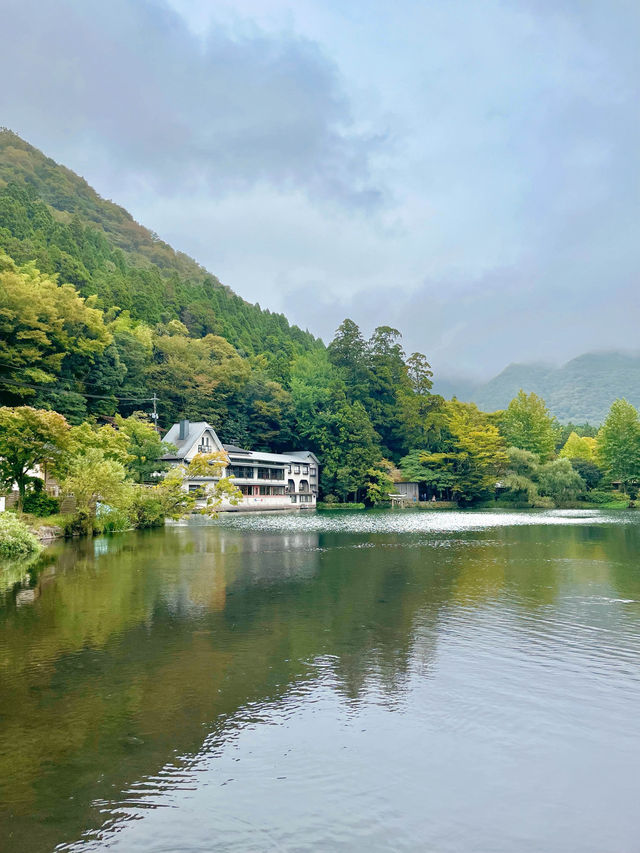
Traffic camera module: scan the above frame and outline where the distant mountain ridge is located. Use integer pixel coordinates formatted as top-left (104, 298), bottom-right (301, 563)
top-left (441, 352), bottom-right (640, 425)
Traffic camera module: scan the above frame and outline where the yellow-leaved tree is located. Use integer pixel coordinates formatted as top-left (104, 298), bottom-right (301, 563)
top-left (558, 431), bottom-right (596, 461)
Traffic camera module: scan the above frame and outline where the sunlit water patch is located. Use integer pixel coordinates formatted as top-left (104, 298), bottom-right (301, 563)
top-left (210, 507), bottom-right (631, 535)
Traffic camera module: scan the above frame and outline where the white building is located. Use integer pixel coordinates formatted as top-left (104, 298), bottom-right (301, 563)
top-left (162, 420), bottom-right (319, 511)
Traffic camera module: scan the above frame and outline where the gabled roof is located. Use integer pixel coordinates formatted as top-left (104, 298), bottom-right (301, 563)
top-left (162, 421), bottom-right (223, 460)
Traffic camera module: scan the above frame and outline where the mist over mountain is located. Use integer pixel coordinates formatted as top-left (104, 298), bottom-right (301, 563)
top-left (436, 352), bottom-right (640, 425)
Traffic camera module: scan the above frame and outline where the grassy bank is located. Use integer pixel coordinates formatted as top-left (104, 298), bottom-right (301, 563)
top-left (317, 502), bottom-right (366, 510)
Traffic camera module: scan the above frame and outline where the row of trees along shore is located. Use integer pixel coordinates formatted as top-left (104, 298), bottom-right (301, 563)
top-left (1, 368), bottom-right (640, 545)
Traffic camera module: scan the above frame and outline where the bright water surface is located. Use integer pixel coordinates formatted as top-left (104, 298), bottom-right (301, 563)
top-left (1, 508), bottom-right (640, 852)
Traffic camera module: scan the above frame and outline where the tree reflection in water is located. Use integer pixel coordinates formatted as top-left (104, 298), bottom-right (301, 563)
top-left (1, 511), bottom-right (639, 853)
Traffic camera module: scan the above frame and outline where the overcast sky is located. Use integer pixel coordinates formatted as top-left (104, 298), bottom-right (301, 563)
top-left (2, 0), bottom-right (638, 379)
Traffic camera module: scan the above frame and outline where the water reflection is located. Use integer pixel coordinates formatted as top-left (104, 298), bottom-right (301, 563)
top-left (1, 511), bottom-right (639, 852)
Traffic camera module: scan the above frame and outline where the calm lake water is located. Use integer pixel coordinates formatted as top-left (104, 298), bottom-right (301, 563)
top-left (2, 509), bottom-right (640, 853)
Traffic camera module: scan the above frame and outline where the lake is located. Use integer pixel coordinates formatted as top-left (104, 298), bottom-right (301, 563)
top-left (2, 508), bottom-right (640, 852)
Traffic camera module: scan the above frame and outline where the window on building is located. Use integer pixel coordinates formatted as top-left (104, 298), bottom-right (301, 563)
top-left (257, 468), bottom-right (269, 480)
top-left (259, 485), bottom-right (270, 495)
top-left (294, 465), bottom-right (300, 474)
top-left (310, 467), bottom-right (316, 476)
top-left (303, 465), bottom-right (309, 475)
top-left (290, 494), bottom-right (297, 503)
top-left (188, 484), bottom-right (205, 497)
top-left (229, 465), bottom-right (254, 479)
top-left (197, 433), bottom-right (213, 453)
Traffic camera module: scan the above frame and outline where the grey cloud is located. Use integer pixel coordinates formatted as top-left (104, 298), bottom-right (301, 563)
top-left (1, 0), bottom-right (639, 381)
top-left (0, 0), bottom-right (382, 205)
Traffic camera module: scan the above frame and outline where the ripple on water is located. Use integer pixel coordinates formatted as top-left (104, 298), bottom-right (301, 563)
top-left (212, 507), bottom-right (630, 535)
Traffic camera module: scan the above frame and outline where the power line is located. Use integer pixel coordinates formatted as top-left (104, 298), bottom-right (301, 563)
top-left (0, 374), bottom-right (155, 404)
top-left (0, 359), bottom-right (152, 394)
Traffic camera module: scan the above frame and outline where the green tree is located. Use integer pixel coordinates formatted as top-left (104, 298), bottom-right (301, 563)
top-left (0, 406), bottom-right (69, 508)
top-left (419, 401), bottom-right (508, 504)
top-left (363, 461), bottom-right (394, 506)
top-left (64, 421), bottom-right (130, 467)
top-left (558, 431), bottom-right (596, 461)
top-left (61, 447), bottom-right (133, 534)
top-left (147, 328), bottom-right (250, 428)
top-left (327, 318), bottom-right (369, 389)
top-left (597, 399), bottom-right (640, 494)
top-left (397, 353), bottom-right (445, 451)
top-left (62, 450), bottom-right (129, 510)
top-left (500, 390), bottom-right (558, 461)
top-left (290, 349), bottom-right (336, 428)
top-left (538, 459), bottom-right (585, 506)
top-left (556, 421), bottom-right (598, 451)
top-left (365, 326), bottom-right (411, 457)
top-left (569, 458), bottom-right (602, 490)
top-left (116, 414), bottom-right (173, 483)
top-left (399, 450), bottom-right (437, 483)
top-left (306, 394), bottom-right (380, 501)
top-left (0, 253), bottom-right (111, 409)
top-left (241, 371), bottom-right (294, 452)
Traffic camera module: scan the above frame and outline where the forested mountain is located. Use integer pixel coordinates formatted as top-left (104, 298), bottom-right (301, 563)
top-left (465, 353), bottom-right (640, 425)
top-left (0, 129), bottom-right (318, 357)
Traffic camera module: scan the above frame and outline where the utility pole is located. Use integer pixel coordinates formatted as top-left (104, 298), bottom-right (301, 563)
top-left (151, 392), bottom-right (159, 432)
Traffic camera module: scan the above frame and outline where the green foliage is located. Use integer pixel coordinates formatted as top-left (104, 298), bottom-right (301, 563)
top-left (398, 450), bottom-right (436, 483)
top-left (581, 489), bottom-right (622, 506)
top-left (500, 447), bottom-right (543, 506)
top-left (22, 480), bottom-right (60, 517)
top-left (0, 252), bottom-right (111, 403)
top-left (62, 448), bottom-right (133, 533)
top-left (569, 458), bottom-right (602, 490)
top-left (556, 421), bottom-right (598, 450)
top-left (597, 399), bottom-right (640, 493)
top-left (418, 401), bottom-right (508, 504)
top-left (301, 392), bottom-right (380, 502)
top-left (363, 461), bottom-right (394, 506)
top-left (0, 406), bottom-right (69, 508)
top-left (317, 501), bottom-right (366, 510)
top-left (500, 390), bottom-right (558, 461)
top-left (0, 512), bottom-right (41, 558)
top-left (115, 414), bottom-right (173, 482)
top-left (127, 485), bottom-right (177, 529)
top-left (537, 458), bottom-right (585, 506)
top-left (558, 431), bottom-right (596, 461)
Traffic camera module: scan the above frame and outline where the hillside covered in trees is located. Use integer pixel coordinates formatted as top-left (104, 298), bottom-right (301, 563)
top-left (437, 352), bottom-right (640, 425)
